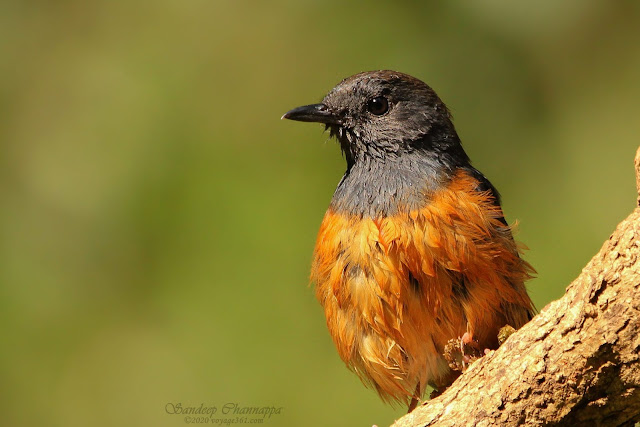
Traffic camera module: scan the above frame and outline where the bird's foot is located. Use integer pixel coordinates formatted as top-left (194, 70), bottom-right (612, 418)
top-left (443, 332), bottom-right (483, 372)
top-left (444, 326), bottom-right (518, 373)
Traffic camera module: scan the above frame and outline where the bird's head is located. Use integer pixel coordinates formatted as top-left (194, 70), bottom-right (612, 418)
top-left (282, 70), bottom-right (464, 167)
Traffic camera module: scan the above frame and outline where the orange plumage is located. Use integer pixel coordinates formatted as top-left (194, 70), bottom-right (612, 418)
top-left (311, 171), bottom-right (534, 405)
top-left (283, 70), bottom-right (535, 410)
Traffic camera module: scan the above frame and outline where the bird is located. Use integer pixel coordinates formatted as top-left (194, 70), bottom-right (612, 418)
top-left (282, 70), bottom-right (535, 412)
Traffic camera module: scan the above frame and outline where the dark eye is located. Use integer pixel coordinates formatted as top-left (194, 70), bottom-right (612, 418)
top-left (367, 96), bottom-right (389, 115)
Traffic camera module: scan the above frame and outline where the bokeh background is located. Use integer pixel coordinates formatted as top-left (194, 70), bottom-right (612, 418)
top-left (1, 1), bottom-right (639, 426)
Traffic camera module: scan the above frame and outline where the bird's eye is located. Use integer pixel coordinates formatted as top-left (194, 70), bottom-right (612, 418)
top-left (367, 96), bottom-right (389, 116)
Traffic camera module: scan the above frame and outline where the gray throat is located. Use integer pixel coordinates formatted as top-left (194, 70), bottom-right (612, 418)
top-left (329, 151), bottom-right (452, 217)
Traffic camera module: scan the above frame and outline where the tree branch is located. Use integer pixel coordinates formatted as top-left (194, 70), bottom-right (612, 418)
top-left (392, 147), bottom-right (640, 427)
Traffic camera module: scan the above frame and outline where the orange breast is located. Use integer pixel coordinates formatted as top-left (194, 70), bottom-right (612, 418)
top-left (311, 171), bottom-right (534, 405)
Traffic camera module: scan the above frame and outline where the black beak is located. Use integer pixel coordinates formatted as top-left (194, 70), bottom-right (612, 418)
top-left (281, 103), bottom-right (339, 124)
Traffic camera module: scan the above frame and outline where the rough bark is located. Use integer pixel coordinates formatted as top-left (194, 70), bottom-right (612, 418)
top-left (392, 148), bottom-right (640, 427)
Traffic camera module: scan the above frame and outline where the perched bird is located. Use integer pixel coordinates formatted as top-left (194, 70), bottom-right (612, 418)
top-left (282, 71), bottom-right (535, 411)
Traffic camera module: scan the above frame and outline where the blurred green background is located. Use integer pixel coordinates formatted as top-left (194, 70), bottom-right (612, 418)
top-left (1, 1), bottom-right (639, 426)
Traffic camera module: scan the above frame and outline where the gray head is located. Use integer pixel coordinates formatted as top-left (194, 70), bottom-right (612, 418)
top-left (282, 70), bottom-right (468, 169)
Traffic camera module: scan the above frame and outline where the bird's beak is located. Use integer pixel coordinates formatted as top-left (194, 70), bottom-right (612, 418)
top-left (281, 103), bottom-right (339, 124)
